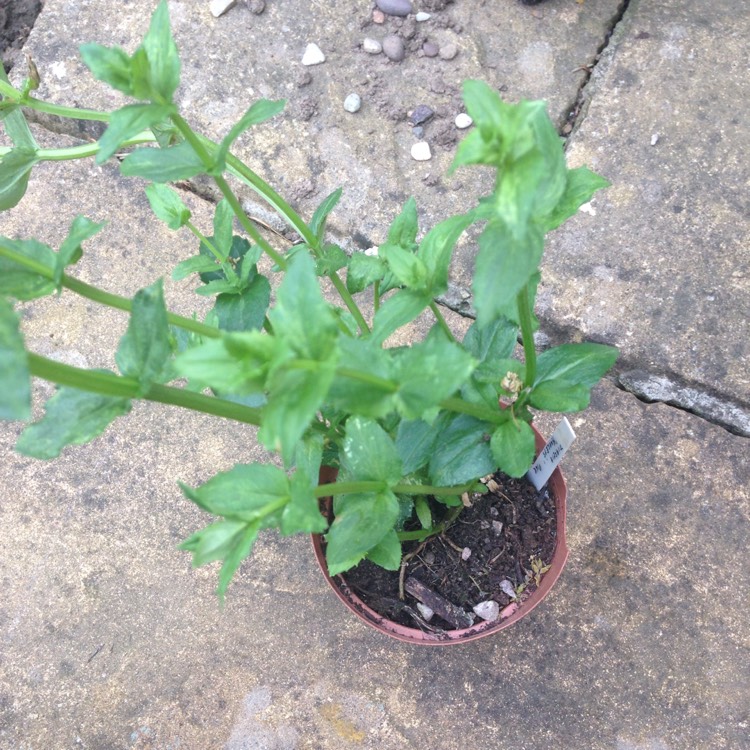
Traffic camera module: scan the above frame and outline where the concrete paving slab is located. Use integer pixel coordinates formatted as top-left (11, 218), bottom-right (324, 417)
top-left (541, 0), bottom-right (750, 404)
top-left (15, 0), bottom-right (622, 243)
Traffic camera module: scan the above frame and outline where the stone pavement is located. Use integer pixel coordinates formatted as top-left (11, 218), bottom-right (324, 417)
top-left (1, 0), bottom-right (748, 748)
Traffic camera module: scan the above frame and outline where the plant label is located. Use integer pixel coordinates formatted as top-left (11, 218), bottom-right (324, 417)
top-left (527, 417), bottom-right (576, 490)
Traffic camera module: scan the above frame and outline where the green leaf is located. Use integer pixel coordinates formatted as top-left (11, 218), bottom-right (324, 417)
top-left (314, 243), bottom-right (348, 276)
top-left (145, 182), bottom-right (192, 229)
top-left (172, 254), bottom-right (218, 280)
top-left (418, 213), bottom-right (474, 295)
top-left (341, 417), bottom-right (402, 485)
top-left (211, 275), bottom-right (270, 332)
top-left (212, 199), bottom-right (234, 260)
top-left (179, 519), bottom-right (259, 600)
top-left (529, 342), bottom-right (618, 412)
top-left (0, 299), bottom-right (31, 420)
top-left (387, 197), bottom-right (419, 251)
top-left (0, 238), bottom-right (56, 300)
top-left (55, 216), bottom-right (105, 287)
top-left (97, 103), bottom-right (173, 163)
top-left (365, 529), bottom-right (401, 570)
top-left (281, 470), bottom-right (327, 535)
top-left (120, 142), bottom-right (204, 181)
top-left (141, 0), bottom-right (181, 103)
top-left (472, 219), bottom-right (544, 328)
top-left (0, 147), bottom-right (38, 210)
top-left (428, 415), bottom-right (495, 486)
top-left (198, 235), bottom-right (254, 283)
top-left (327, 337), bottom-right (394, 418)
top-left (345, 252), bottom-right (386, 294)
top-left (379, 242), bottom-right (428, 291)
top-left (542, 166), bottom-right (610, 232)
top-left (325, 490), bottom-right (400, 575)
top-left (371, 289), bottom-right (431, 346)
top-left (80, 43), bottom-right (135, 96)
top-left (310, 187), bottom-right (342, 241)
top-left (490, 420), bottom-right (535, 478)
top-left (214, 99), bottom-right (285, 172)
top-left (392, 328), bottom-right (476, 420)
top-left (115, 279), bottom-right (172, 392)
top-left (180, 463), bottom-right (290, 522)
top-left (395, 413), bottom-right (451, 474)
top-left (414, 497), bottom-right (432, 530)
top-left (0, 66), bottom-right (38, 150)
top-left (16, 384), bottom-right (131, 459)
top-left (463, 316), bottom-right (518, 365)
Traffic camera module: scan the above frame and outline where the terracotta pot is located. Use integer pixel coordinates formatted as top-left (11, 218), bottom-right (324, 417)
top-left (312, 423), bottom-right (569, 645)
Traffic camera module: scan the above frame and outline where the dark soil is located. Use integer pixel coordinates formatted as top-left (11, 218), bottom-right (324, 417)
top-left (1, 0), bottom-right (43, 72)
top-left (344, 471), bottom-right (557, 632)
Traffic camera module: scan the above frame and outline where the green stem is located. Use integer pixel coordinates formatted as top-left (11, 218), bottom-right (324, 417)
top-left (0, 80), bottom-right (111, 121)
top-left (27, 353), bottom-right (262, 425)
top-left (0, 132), bottom-right (157, 160)
top-left (429, 301), bottom-right (455, 342)
top-left (314, 481), bottom-right (387, 497)
top-left (517, 285), bottom-right (537, 388)
top-left (0, 244), bottom-right (220, 339)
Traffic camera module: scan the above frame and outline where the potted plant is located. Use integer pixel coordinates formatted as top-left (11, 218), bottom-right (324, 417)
top-left (0, 2), bottom-right (616, 643)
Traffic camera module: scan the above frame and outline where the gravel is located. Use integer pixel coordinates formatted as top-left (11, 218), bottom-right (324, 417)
top-left (301, 43), bottom-right (325, 66)
top-left (455, 113), bottom-right (473, 129)
top-left (439, 42), bottom-right (458, 60)
top-left (343, 93), bottom-right (362, 113)
top-left (409, 104), bottom-right (434, 125)
top-left (362, 37), bottom-right (383, 54)
top-left (411, 141), bottom-right (432, 161)
top-left (375, 0), bottom-right (413, 17)
top-left (422, 41), bottom-right (439, 57)
top-left (382, 34), bottom-right (405, 62)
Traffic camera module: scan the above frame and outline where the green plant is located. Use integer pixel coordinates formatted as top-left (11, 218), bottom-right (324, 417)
top-left (0, 2), bottom-right (616, 599)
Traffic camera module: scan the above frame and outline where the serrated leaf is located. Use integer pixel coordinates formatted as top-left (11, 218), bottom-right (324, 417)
top-left (315, 243), bottom-right (348, 276)
top-left (379, 242), bottom-right (428, 291)
top-left (418, 213), bottom-right (474, 295)
top-left (0, 238), bottom-right (56, 300)
top-left (115, 279), bottom-right (172, 392)
top-left (542, 166), bottom-right (610, 232)
top-left (180, 463), bottom-right (290, 521)
top-left (325, 490), bottom-right (400, 575)
top-left (198, 235), bottom-right (254, 283)
top-left (0, 299), bottom-right (31, 420)
top-left (55, 216), bottom-right (105, 287)
top-left (281, 470), bottom-right (327, 535)
top-left (120, 142), bottom-right (204, 181)
top-left (341, 417), bottom-right (402, 485)
top-left (395, 412), bottom-right (451, 474)
top-left (310, 187), bottom-right (342, 240)
top-left (472, 219), bottom-right (544, 328)
top-left (214, 99), bottom-right (285, 173)
top-left (463, 316), bottom-right (518, 365)
top-left (80, 43), bottom-right (135, 97)
top-left (365, 529), bottom-right (401, 570)
top-left (145, 182), bottom-right (192, 229)
top-left (172, 254), bottom-right (219, 280)
top-left (16, 384), bottom-right (131, 459)
top-left (490, 420), bottom-right (535, 477)
top-left (392, 328), bottom-right (476, 419)
top-left (97, 103), bottom-right (173, 163)
top-left (428, 414), bottom-right (495, 486)
top-left (0, 147), bottom-right (38, 210)
top-left (345, 252), bottom-right (386, 294)
top-left (212, 199), bottom-right (234, 260)
top-left (371, 289), bottom-right (431, 346)
top-left (141, 0), bottom-right (181, 103)
top-left (529, 342), bottom-right (618, 412)
top-left (387, 197), bottom-right (419, 251)
top-left (211, 274), bottom-right (270, 332)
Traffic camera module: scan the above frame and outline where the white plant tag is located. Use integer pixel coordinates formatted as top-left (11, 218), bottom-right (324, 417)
top-left (527, 417), bottom-right (576, 491)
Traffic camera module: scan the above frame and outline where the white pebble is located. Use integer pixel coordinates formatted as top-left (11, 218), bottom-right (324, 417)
top-left (301, 43), bottom-right (326, 66)
top-left (343, 93), bottom-right (361, 113)
top-left (209, 0), bottom-right (236, 17)
top-left (651, 133), bottom-right (660, 146)
top-left (499, 579), bottom-right (517, 599)
top-left (364, 246), bottom-right (379, 257)
top-left (473, 600), bottom-right (500, 622)
top-left (416, 603), bottom-right (434, 621)
top-left (411, 141), bottom-right (431, 161)
top-left (415, 11), bottom-right (431, 21)
top-left (455, 113), bottom-right (473, 129)
top-left (461, 547), bottom-right (472, 561)
top-left (363, 37), bottom-right (383, 54)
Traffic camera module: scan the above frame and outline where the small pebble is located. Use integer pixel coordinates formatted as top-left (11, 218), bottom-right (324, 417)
top-left (409, 104), bottom-right (434, 125)
top-left (247, 0), bottom-right (265, 13)
top-left (422, 41), bottom-right (439, 57)
top-left (499, 579), bottom-right (517, 599)
top-left (455, 112), bottom-right (473, 129)
top-left (372, 9), bottom-right (386, 23)
top-left (411, 141), bottom-right (431, 161)
top-left (492, 520), bottom-right (503, 534)
top-left (439, 42), bottom-right (458, 60)
top-left (209, 0), bottom-right (236, 18)
top-left (473, 600), bottom-right (500, 622)
top-left (362, 37), bottom-right (382, 54)
top-left (301, 43), bottom-right (325, 66)
top-left (415, 11), bottom-right (431, 21)
top-left (416, 603), bottom-right (434, 622)
top-left (343, 93), bottom-right (361, 113)
top-left (461, 547), bottom-right (472, 561)
top-left (382, 34), bottom-right (405, 62)
top-left (412, 125), bottom-right (424, 138)
top-left (651, 133), bottom-right (660, 146)
top-left (364, 246), bottom-right (379, 257)
top-left (423, 551), bottom-right (435, 565)
top-left (375, 0), bottom-right (413, 17)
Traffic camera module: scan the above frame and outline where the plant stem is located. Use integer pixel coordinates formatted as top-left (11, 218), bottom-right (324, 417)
top-left (429, 301), bottom-right (455, 341)
top-left (517, 284), bottom-right (537, 388)
top-left (27, 353), bottom-right (262, 425)
top-left (0, 244), bottom-right (220, 339)
top-left (314, 481), bottom-right (388, 497)
top-left (0, 133), bottom-right (157, 161)
top-left (0, 80), bottom-right (111, 121)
